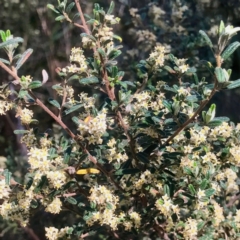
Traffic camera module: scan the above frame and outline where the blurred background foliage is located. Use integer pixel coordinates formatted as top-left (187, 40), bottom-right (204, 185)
top-left (1, 0), bottom-right (240, 239)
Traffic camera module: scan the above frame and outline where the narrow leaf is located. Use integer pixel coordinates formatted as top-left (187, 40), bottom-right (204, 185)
top-left (114, 168), bottom-right (140, 175)
top-left (48, 98), bottom-right (61, 109)
top-left (68, 74), bottom-right (79, 81)
top-left (72, 116), bottom-right (80, 125)
top-left (79, 76), bottom-right (99, 85)
top-left (63, 104), bottom-right (83, 116)
top-left (28, 81), bottom-right (42, 89)
top-left (108, 50), bottom-right (121, 60)
top-left (188, 184), bottom-right (196, 195)
top-left (107, 1), bottom-right (115, 15)
top-left (55, 15), bottom-right (66, 21)
top-left (47, 4), bottom-right (60, 14)
top-left (199, 30), bottom-right (213, 48)
top-left (136, 152), bottom-right (149, 163)
top-left (3, 169), bottom-right (12, 185)
top-left (164, 65), bottom-right (175, 74)
top-left (0, 58), bottom-right (10, 65)
top-left (218, 20), bottom-right (225, 35)
top-left (80, 33), bottom-right (96, 42)
top-left (14, 130), bottom-right (29, 134)
top-left (66, 197), bottom-right (77, 205)
top-left (66, 2), bottom-right (75, 13)
top-left (215, 67), bottom-right (225, 83)
top-left (16, 48), bottom-right (33, 70)
top-left (221, 41), bottom-right (240, 60)
top-left (0, 37), bottom-right (23, 49)
top-left (164, 184), bottom-right (170, 197)
top-left (227, 79), bottom-right (240, 89)
top-left (205, 188), bottom-right (215, 197)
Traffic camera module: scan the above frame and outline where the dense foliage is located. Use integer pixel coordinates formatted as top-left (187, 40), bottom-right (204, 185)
top-left (1, 0), bottom-right (240, 239)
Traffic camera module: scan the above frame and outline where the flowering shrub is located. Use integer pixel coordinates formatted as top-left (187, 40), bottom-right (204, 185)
top-left (1, 1), bottom-right (240, 239)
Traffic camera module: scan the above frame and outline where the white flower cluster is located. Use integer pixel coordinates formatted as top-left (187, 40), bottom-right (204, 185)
top-left (78, 111), bottom-right (107, 144)
top-left (0, 100), bottom-right (12, 115)
top-left (45, 226), bottom-right (70, 240)
top-left (175, 58), bottom-right (189, 73)
top-left (28, 148), bottom-right (67, 189)
top-left (79, 92), bottom-right (95, 110)
top-left (44, 197), bottom-right (62, 214)
top-left (0, 178), bottom-right (11, 199)
top-left (62, 47), bottom-right (88, 74)
top-left (105, 138), bottom-right (128, 163)
top-left (16, 107), bottom-right (33, 125)
top-left (148, 45), bottom-right (165, 67)
top-left (0, 201), bottom-right (30, 227)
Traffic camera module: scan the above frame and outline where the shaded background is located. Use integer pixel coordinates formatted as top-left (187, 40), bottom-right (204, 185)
top-left (1, 0), bottom-right (240, 239)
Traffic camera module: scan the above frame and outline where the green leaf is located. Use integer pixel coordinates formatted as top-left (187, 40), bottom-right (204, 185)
top-left (211, 116), bottom-right (229, 122)
top-left (186, 95), bottom-right (199, 102)
top-left (227, 79), bottom-right (240, 89)
top-left (16, 48), bottom-right (33, 70)
top-left (52, 84), bottom-right (63, 90)
top-left (63, 104), bottom-right (83, 116)
top-left (205, 104), bottom-right (216, 124)
top-left (205, 188), bottom-right (215, 197)
top-left (114, 168), bottom-right (141, 175)
top-left (14, 130), bottom-right (29, 135)
top-left (112, 34), bottom-right (122, 42)
top-left (207, 120), bottom-right (224, 127)
top-left (121, 81), bottom-right (135, 87)
top-left (47, 4), bottom-right (60, 14)
top-left (3, 169), bottom-right (12, 185)
top-left (72, 116), bottom-right (80, 125)
top-left (164, 65), bottom-right (175, 74)
top-left (164, 184), bottom-right (170, 197)
top-left (162, 99), bottom-right (172, 112)
top-left (97, 48), bottom-right (106, 58)
top-left (0, 37), bottom-right (23, 49)
top-left (66, 197), bottom-right (77, 205)
top-left (68, 74), bottom-right (79, 81)
top-left (184, 167), bottom-right (193, 176)
top-left (108, 50), bottom-right (122, 60)
top-left (0, 58), bottom-right (10, 65)
top-left (215, 67), bottom-right (225, 83)
top-left (197, 221), bottom-right (206, 231)
top-left (199, 30), bottom-right (213, 48)
top-left (18, 90), bottom-right (28, 98)
top-left (107, 1), bottom-right (115, 15)
top-left (200, 179), bottom-right (208, 190)
top-left (66, 2), bottom-right (75, 13)
top-left (0, 30), bottom-right (6, 42)
top-left (48, 98), bottom-right (61, 109)
top-left (28, 81), bottom-right (42, 89)
top-left (221, 41), bottom-right (240, 60)
top-left (188, 184), bottom-right (196, 195)
top-left (136, 152), bottom-right (149, 163)
top-left (79, 76), bottom-right (99, 85)
top-left (64, 146), bottom-right (72, 164)
top-left (80, 33), bottom-right (97, 42)
top-left (55, 15), bottom-right (66, 21)
top-left (218, 20), bottom-right (225, 35)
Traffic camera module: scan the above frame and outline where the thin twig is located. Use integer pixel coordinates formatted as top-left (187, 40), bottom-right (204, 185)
top-left (164, 54), bottom-right (222, 146)
top-left (74, 0), bottom-right (90, 34)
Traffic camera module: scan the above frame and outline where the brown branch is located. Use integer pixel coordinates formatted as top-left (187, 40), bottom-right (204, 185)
top-left (74, 0), bottom-right (90, 34)
top-left (226, 193), bottom-right (240, 207)
top-left (164, 88), bottom-right (216, 146)
top-left (164, 54), bottom-right (222, 146)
